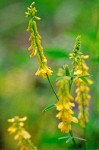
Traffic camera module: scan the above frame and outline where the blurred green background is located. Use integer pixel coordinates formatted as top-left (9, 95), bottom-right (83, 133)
top-left (0, 0), bottom-right (99, 149)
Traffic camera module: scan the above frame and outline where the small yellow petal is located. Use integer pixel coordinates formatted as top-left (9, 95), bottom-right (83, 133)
top-left (72, 117), bottom-right (78, 123)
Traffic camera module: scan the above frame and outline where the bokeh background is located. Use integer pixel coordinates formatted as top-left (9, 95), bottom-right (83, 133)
top-left (0, 0), bottom-right (99, 149)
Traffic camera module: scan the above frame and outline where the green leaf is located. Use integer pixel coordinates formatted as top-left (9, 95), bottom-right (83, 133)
top-left (58, 136), bottom-right (70, 140)
top-left (79, 75), bottom-right (92, 78)
top-left (79, 76), bottom-right (89, 84)
top-left (45, 48), bottom-right (68, 59)
top-left (78, 74), bottom-right (92, 84)
top-left (42, 104), bottom-right (55, 112)
top-left (66, 137), bottom-right (73, 143)
top-left (73, 136), bottom-right (87, 141)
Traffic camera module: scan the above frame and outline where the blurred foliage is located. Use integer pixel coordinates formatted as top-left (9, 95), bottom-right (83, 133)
top-left (0, 0), bottom-right (99, 150)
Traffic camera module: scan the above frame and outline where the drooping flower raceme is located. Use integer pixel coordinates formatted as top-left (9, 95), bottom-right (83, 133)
top-left (25, 2), bottom-right (52, 78)
top-left (69, 36), bottom-right (93, 127)
top-left (8, 116), bottom-right (37, 150)
top-left (56, 67), bottom-right (78, 133)
top-left (74, 57), bottom-right (93, 127)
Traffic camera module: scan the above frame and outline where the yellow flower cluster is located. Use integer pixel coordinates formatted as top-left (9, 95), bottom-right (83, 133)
top-left (74, 56), bottom-right (93, 127)
top-left (70, 35), bottom-right (93, 127)
top-left (8, 116), bottom-right (37, 150)
top-left (56, 76), bottom-right (78, 133)
top-left (25, 2), bottom-right (52, 78)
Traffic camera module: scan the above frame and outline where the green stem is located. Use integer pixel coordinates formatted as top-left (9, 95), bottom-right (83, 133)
top-left (69, 78), bottom-right (79, 150)
top-left (82, 93), bottom-right (87, 150)
top-left (33, 23), bottom-right (43, 63)
top-left (83, 127), bottom-right (87, 150)
top-left (46, 73), bottom-right (59, 101)
top-left (69, 77), bottom-right (73, 93)
top-left (69, 130), bottom-right (79, 150)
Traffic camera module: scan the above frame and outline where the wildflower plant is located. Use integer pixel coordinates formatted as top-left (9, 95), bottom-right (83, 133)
top-left (7, 2), bottom-right (93, 150)
top-left (8, 116), bottom-right (37, 150)
top-left (25, 2), bottom-right (93, 150)
top-left (69, 36), bottom-right (93, 127)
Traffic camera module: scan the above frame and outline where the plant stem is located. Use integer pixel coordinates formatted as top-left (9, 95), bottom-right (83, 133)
top-left (69, 130), bottom-right (79, 150)
top-left (69, 77), bottom-right (73, 93)
top-left (46, 73), bottom-right (59, 101)
top-left (82, 98), bottom-right (86, 150)
top-left (82, 93), bottom-right (87, 150)
top-left (69, 78), bottom-right (79, 150)
top-left (83, 127), bottom-right (87, 150)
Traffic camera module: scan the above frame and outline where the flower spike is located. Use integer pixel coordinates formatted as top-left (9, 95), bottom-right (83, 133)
top-left (25, 2), bottom-right (52, 78)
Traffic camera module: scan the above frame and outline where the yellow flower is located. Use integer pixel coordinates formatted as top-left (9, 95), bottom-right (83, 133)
top-left (56, 77), bottom-right (78, 133)
top-left (74, 58), bottom-right (93, 127)
top-left (26, 2), bottom-right (52, 78)
top-left (35, 65), bottom-right (52, 78)
top-left (75, 75), bottom-right (92, 127)
top-left (70, 35), bottom-right (93, 127)
top-left (37, 54), bottom-right (47, 64)
top-left (58, 122), bottom-right (71, 133)
top-left (8, 116), bottom-right (37, 150)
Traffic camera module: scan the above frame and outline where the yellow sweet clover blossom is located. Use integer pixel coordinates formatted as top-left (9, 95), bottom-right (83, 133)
top-left (25, 2), bottom-right (52, 78)
top-left (8, 116), bottom-right (37, 150)
top-left (56, 66), bottom-right (78, 133)
top-left (69, 36), bottom-right (93, 127)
